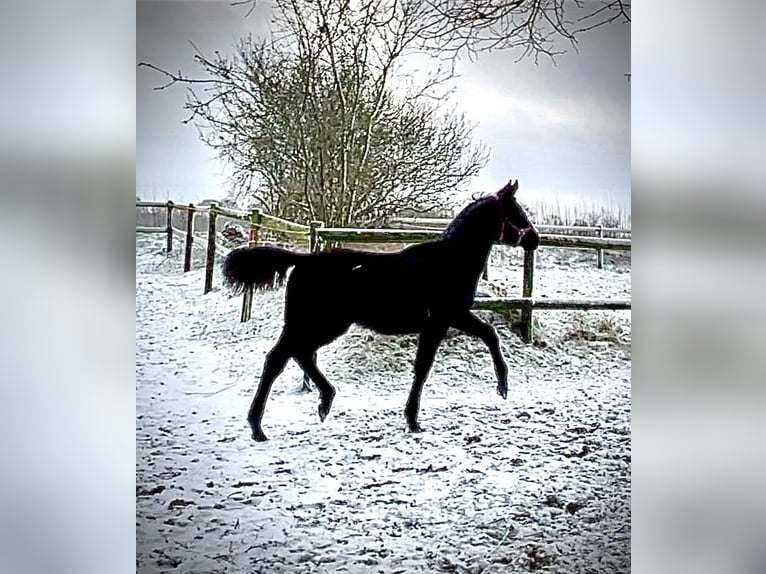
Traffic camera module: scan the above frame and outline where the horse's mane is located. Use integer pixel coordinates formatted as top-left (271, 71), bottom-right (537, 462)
top-left (441, 195), bottom-right (497, 241)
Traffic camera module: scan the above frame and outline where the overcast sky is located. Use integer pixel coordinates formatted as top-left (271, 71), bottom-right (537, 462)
top-left (137, 0), bottom-right (629, 212)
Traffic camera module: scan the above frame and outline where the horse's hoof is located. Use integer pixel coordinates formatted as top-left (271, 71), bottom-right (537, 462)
top-left (408, 423), bottom-right (423, 433)
top-left (251, 430), bottom-right (268, 442)
top-left (318, 403), bottom-right (330, 422)
top-left (497, 384), bottom-right (508, 400)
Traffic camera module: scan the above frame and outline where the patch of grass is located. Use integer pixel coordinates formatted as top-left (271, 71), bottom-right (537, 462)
top-left (479, 306), bottom-right (546, 344)
top-left (520, 544), bottom-right (556, 571)
top-left (563, 311), bottom-right (628, 345)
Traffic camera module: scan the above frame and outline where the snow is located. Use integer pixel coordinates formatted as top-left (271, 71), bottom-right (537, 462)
top-left (136, 235), bottom-right (631, 573)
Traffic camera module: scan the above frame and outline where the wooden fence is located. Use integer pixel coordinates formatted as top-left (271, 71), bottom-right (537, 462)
top-left (136, 202), bottom-right (630, 343)
top-left (136, 200), bottom-right (311, 297)
top-left (390, 217), bottom-right (631, 269)
top-left (393, 217), bottom-right (631, 235)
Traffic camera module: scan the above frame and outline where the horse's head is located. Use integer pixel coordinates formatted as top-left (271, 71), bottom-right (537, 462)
top-left (496, 179), bottom-right (539, 251)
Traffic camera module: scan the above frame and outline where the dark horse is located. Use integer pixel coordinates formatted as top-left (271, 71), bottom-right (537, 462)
top-left (223, 179), bottom-right (539, 441)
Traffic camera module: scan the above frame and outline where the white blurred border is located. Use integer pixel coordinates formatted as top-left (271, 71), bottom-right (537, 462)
top-left (0, 0), bottom-right (136, 573)
top-left (634, 1), bottom-right (766, 573)
top-left (1, 0), bottom-right (765, 572)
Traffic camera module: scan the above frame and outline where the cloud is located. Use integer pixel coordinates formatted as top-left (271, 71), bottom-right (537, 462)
top-left (456, 85), bottom-right (585, 129)
top-left (455, 82), bottom-right (628, 141)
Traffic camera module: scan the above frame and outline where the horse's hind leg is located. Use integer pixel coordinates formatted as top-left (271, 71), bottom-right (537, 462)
top-left (299, 352), bottom-right (317, 393)
top-left (248, 334), bottom-right (293, 441)
top-left (294, 352), bottom-right (336, 423)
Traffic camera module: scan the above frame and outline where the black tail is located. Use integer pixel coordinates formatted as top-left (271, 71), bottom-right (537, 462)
top-left (223, 246), bottom-right (304, 294)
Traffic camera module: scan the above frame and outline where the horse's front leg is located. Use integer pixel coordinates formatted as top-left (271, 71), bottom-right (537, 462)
top-left (405, 322), bottom-right (449, 432)
top-left (451, 311), bottom-right (508, 399)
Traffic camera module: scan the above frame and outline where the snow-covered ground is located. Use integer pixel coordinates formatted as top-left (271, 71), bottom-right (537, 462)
top-left (136, 235), bottom-right (631, 573)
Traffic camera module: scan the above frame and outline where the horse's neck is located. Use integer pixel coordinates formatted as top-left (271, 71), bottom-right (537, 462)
top-left (441, 230), bottom-right (495, 275)
top-left (441, 202), bottom-right (498, 265)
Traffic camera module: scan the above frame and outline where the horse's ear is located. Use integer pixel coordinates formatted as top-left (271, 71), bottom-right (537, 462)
top-left (498, 178), bottom-right (519, 198)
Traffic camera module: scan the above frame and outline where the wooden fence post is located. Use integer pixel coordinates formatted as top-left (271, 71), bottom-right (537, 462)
top-left (596, 225), bottom-right (604, 269)
top-left (204, 204), bottom-right (218, 294)
top-left (184, 203), bottom-right (194, 272)
top-left (521, 249), bottom-right (536, 343)
top-left (166, 200), bottom-right (174, 253)
top-left (240, 208), bottom-right (262, 322)
top-left (597, 224), bottom-right (604, 269)
top-left (309, 220), bottom-right (324, 253)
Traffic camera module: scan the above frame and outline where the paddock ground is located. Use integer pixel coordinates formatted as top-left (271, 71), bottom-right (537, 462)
top-left (136, 236), bottom-right (630, 573)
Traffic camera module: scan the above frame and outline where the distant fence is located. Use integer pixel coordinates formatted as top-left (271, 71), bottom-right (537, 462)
top-left (313, 227), bottom-right (630, 341)
top-left (390, 217), bottom-right (630, 269)
top-left (393, 216), bottom-right (631, 233)
top-left (136, 201), bottom-right (310, 297)
top-left (136, 202), bottom-right (630, 342)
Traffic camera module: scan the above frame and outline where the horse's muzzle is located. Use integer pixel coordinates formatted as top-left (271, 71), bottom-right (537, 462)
top-left (517, 227), bottom-right (540, 250)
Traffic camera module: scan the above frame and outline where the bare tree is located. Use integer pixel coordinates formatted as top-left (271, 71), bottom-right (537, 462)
top-left (141, 0), bottom-right (489, 226)
top-left (234, 0), bottom-right (630, 62)
top-left (141, 0), bottom-right (629, 225)
top-left (422, 0), bottom-right (630, 61)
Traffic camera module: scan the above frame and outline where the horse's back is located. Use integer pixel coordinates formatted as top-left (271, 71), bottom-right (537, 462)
top-left (282, 245), bottom-right (443, 335)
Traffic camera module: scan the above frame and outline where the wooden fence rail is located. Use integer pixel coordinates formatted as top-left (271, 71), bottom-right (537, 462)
top-left (391, 217), bottom-right (630, 270)
top-left (319, 228), bottom-right (438, 244)
top-left (136, 226), bottom-right (165, 234)
top-left (136, 202), bottom-right (631, 342)
top-left (474, 297), bottom-right (632, 312)
top-left (316, 227), bottom-right (631, 251)
top-left (392, 217), bottom-right (631, 235)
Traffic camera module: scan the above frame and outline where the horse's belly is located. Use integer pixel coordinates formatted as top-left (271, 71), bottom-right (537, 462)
top-left (353, 299), bottom-right (427, 335)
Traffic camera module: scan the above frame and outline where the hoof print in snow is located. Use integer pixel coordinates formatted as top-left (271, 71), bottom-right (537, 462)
top-left (565, 501), bottom-right (584, 514)
top-left (417, 464), bottom-right (448, 474)
top-left (359, 453), bottom-right (381, 461)
top-left (566, 425), bottom-right (597, 435)
top-left (564, 444), bottom-right (592, 458)
top-left (153, 550), bottom-right (182, 569)
top-left (168, 498), bottom-right (196, 509)
top-left (217, 436), bottom-right (236, 443)
top-left (510, 458), bottom-right (525, 466)
top-left (137, 485), bottom-right (165, 497)
top-left (516, 411), bottom-right (531, 421)
top-left (363, 479), bottom-right (398, 489)
top-left (543, 494), bottom-right (564, 509)
top-left (361, 434), bottom-right (384, 442)
top-left (521, 544), bottom-right (555, 570)
top-left (464, 435), bottom-right (481, 444)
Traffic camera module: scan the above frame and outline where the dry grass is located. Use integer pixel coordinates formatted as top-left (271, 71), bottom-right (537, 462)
top-left (563, 311), bottom-right (629, 345)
